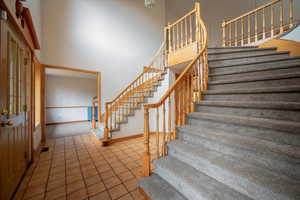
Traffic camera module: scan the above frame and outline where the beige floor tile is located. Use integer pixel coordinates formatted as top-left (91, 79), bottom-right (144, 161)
top-left (84, 175), bottom-right (102, 186)
top-left (108, 184), bottom-right (128, 200)
top-left (67, 188), bottom-right (88, 200)
top-left (67, 180), bottom-right (85, 194)
top-left (119, 194), bottom-right (134, 200)
top-left (103, 176), bottom-right (122, 189)
top-left (87, 182), bottom-right (106, 196)
top-left (123, 178), bottom-right (138, 192)
top-left (89, 191), bottom-right (111, 200)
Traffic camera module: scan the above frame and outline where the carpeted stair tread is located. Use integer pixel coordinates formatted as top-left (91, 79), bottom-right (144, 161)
top-left (154, 156), bottom-right (253, 200)
top-left (188, 112), bottom-right (300, 134)
top-left (138, 174), bottom-right (187, 200)
top-left (167, 141), bottom-right (300, 200)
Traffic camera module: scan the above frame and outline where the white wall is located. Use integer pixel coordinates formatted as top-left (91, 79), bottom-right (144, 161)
top-left (46, 75), bottom-right (96, 123)
top-left (41, 0), bottom-right (166, 113)
top-left (282, 25), bottom-right (300, 42)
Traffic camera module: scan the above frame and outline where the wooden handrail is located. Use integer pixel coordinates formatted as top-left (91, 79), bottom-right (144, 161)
top-left (168, 9), bottom-right (196, 27)
top-left (109, 71), bottom-right (145, 104)
top-left (145, 15), bottom-right (207, 109)
top-left (46, 106), bottom-right (89, 109)
top-left (148, 41), bottom-right (166, 67)
top-left (143, 2), bottom-right (208, 176)
top-left (222, 0), bottom-right (294, 47)
top-left (224, 0), bottom-right (281, 25)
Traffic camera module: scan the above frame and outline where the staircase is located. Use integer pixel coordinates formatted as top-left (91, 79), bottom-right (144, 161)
top-left (139, 46), bottom-right (300, 200)
top-left (99, 67), bottom-right (167, 142)
top-left (109, 69), bottom-right (167, 133)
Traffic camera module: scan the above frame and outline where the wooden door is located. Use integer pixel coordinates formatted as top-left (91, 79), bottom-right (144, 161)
top-left (0, 18), bottom-right (31, 200)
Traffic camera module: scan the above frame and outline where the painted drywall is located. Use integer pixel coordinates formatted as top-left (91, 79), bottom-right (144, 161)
top-left (282, 25), bottom-right (300, 42)
top-left (45, 75), bottom-right (96, 123)
top-left (41, 0), bottom-right (166, 113)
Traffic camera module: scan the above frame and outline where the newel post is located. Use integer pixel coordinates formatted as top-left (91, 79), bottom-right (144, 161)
top-left (103, 102), bottom-right (110, 146)
top-left (143, 107), bottom-right (151, 176)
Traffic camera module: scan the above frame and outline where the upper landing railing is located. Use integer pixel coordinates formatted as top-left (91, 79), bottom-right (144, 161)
top-left (222, 0), bottom-right (295, 47)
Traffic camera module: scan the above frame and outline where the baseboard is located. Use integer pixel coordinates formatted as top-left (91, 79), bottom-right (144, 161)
top-left (139, 187), bottom-right (152, 200)
top-left (46, 120), bottom-right (89, 126)
top-left (108, 132), bottom-right (158, 144)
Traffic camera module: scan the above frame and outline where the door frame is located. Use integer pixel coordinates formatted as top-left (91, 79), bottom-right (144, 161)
top-left (40, 64), bottom-right (101, 144)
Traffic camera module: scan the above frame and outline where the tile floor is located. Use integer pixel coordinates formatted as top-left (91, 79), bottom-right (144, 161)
top-left (13, 134), bottom-right (158, 200)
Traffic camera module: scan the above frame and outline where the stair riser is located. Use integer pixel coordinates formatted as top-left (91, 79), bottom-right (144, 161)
top-left (188, 113), bottom-right (300, 134)
top-left (209, 77), bottom-right (300, 90)
top-left (208, 49), bottom-right (275, 60)
top-left (168, 147), bottom-right (294, 200)
top-left (208, 47), bottom-right (257, 54)
top-left (195, 105), bottom-right (300, 122)
top-left (204, 92), bottom-right (300, 102)
top-left (209, 54), bottom-right (288, 68)
top-left (177, 131), bottom-right (300, 180)
top-left (185, 118), bottom-right (300, 146)
top-left (154, 165), bottom-right (203, 200)
top-left (209, 66), bottom-right (300, 81)
top-left (210, 59), bottom-right (300, 74)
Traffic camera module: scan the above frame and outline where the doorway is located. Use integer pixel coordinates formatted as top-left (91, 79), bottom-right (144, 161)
top-left (42, 65), bottom-right (101, 139)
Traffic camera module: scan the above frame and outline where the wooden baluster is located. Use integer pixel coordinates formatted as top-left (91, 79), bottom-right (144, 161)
top-left (263, 8), bottom-right (266, 39)
top-left (189, 14), bottom-right (193, 43)
top-left (187, 74), bottom-right (191, 113)
top-left (183, 78), bottom-right (187, 125)
top-left (195, 13), bottom-right (199, 48)
top-left (168, 23), bottom-right (172, 53)
top-left (103, 103), bottom-right (109, 146)
top-left (174, 89), bottom-right (178, 127)
top-left (173, 26), bottom-right (175, 51)
top-left (118, 103), bottom-right (120, 124)
top-left (168, 96), bottom-right (172, 142)
top-left (222, 20), bottom-right (226, 47)
top-left (122, 104), bottom-right (125, 121)
top-left (181, 20), bottom-right (183, 48)
top-left (229, 23), bottom-right (232, 46)
top-left (197, 60), bottom-right (201, 101)
top-left (196, 3), bottom-right (201, 44)
top-left (162, 103), bottom-right (166, 156)
top-left (156, 107), bottom-right (160, 158)
top-left (241, 18), bottom-right (244, 46)
top-left (271, 6), bottom-right (275, 37)
top-left (248, 15), bottom-right (251, 44)
top-left (181, 82), bottom-right (185, 125)
top-left (289, 0), bottom-right (294, 28)
top-left (110, 109), bottom-right (112, 130)
top-left (235, 21), bottom-right (238, 46)
top-left (280, 3), bottom-right (284, 34)
top-left (114, 107), bottom-right (117, 129)
top-left (255, 11), bottom-right (258, 42)
top-left (185, 17), bottom-right (188, 46)
top-left (143, 108), bottom-right (150, 176)
top-left (177, 23), bottom-right (179, 49)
